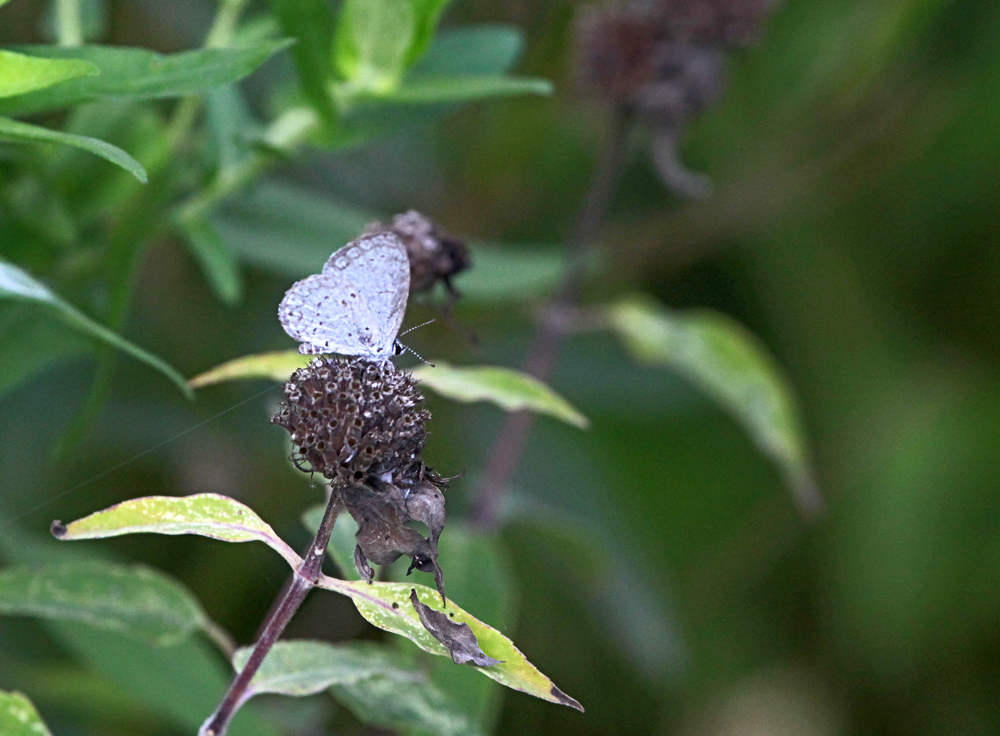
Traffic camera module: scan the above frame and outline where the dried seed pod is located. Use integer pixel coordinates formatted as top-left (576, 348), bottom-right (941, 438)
top-left (272, 356), bottom-right (448, 600)
top-left (367, 210), bottom-right (470, 299)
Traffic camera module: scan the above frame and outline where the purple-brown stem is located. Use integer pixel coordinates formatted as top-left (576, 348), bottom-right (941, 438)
top-left (470, 106), bottom-right (632, 530)
top-left (199, 488), bottom-right (342, 736)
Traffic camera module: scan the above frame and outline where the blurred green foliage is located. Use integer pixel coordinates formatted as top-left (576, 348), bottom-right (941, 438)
top-left (3, 0), bottom-right (1000, 735)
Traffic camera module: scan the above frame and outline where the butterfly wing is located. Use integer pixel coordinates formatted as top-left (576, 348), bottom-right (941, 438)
top-left (279, 233), bottom-right (410, 358)
top-left (322, 233), bottom-right (410, 357)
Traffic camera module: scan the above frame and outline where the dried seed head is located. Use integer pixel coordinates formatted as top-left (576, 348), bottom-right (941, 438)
top-left (272, 357), bottom-right (430, 486)
top-left (367, 210), bottom-right (470, 297)
top-left (273, 356), bottom-right (450, 601)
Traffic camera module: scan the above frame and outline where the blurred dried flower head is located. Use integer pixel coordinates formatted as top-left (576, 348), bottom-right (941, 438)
top-left (576, 0), bottom-right (779, 198)
top-left (272, 357), bottom-right (447, 599)
top-left (367, 210), bottom-right (470, 300)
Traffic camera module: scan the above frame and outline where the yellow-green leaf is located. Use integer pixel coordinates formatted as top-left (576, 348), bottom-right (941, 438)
top-left (0, 50), bottom-right (97, 98)
top-left (0, 690), bottom-right (53, 736)
top-left (413, 362), bottom-right (589, 429)
top-left (52, 493), bottom-right (300, 569)
top-left (188, 350), bottom-right (309, 388)
top-left (316, 577), bottom-right (582, 711)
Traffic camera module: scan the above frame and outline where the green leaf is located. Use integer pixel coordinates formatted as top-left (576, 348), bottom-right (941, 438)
top-left (384, 75), bottom-right (552, 104)
top-left (0, 261), bottom-right (191, 397)
top-left (607, 295), bottom-right (821, 515)
top-left (405, 0), bottom-right (453, 65)
top-left (0, 690), bottom-right (52, 736)
top-left (0, 303), bottom-right (91, 401)
top-left (457, 243), bottom-right (566, 303)
top-left (333, 0), bottom-right (416, 94)
top-left (315, 577), bottom-right (583, 711)
top-left (0, 561), bottom-right (207, 646)
top-left (332, 668), bottom-right (483, 736)
top-left (234, 640), bottom-right (421, 697)
top-left (214, 179), bottom-right (376, 277)
top-left (47, 622), bottom-right (277, 736)
top-left (270, 0), bottom-right (338, 123)
top-left (0, 115), bottom-right (147, 182)
top-left (188, 350), bottom-right (309, 388)
top-left (303, 505), bottom-right (362, 580)
top-left (0, 41), bottom-right (292, 116)
top-left (410, 25), bottom-right (524, 77)
top-left (176, 215), bottom-right (243, 306)
top-left (240, 640), bottom-right (482, 735)
top-left (51, 493), bottom-right (301, 569)
top-left (0, 49), bottom-right (97, 98)
top-left (412, 361), bottom-right (589, 429)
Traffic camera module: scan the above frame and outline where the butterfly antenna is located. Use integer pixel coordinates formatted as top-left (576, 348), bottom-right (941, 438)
top-left (398, 318), bottom-right (436, 337)
top-left (395, 341), bottom-right (435, 367)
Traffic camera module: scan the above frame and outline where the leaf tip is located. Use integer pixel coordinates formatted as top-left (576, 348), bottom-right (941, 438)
top-left (50, 520), bottom-right (67, 539)
top-left (551, 684), bottom-right (584, 712)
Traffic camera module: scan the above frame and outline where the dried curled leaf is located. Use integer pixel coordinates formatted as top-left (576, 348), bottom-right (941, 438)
top-left (340, 479), bottom-right (446, 603)
top-left (410, 589), bottom-right (503, 667)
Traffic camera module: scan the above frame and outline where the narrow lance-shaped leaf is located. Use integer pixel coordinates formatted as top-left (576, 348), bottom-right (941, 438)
top-left (413, 361), bottom-right (589, 429)
top-left (0, 690), bottom-right (53, 736)
top-left (0, 41), bottom-right (293, 116)
top-left (0, 50), bottom-right (97, 98)
top-left (0, 116), bottom-right (147, 182)
top-left (51, 493), bottom-right (301, 569)
top-left (189, 351), bottom-right (310, 388)
top-left (607, 295), bottom-right (822, 516)
top-left (316, 577), bottom-right (583, 711)
top-left (383, 75), bottom-right (552, 104)
top-left (0, 561), bottom-right (207, 646)
top-left (0, 262), bottom-right (190, 396)
top-left (176, 215), bottom-right (244, 306)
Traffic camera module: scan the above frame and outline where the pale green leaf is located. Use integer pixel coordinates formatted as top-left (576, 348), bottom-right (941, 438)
top-left (607, 295), bottom-right (821, 515)
top-left (413, 361), bottom-right (589, 429)
top-left (0, 41), bottom-right (292, 115)
top-left (188, 350), bottom-right (309, 388)
top-left (0, 261), bottom-right (191, 396)
top-left (235, 640), bottom-right (420, 697)
top-left (0, 115), bottom-right (147, 182)
top-left (332, 669), bottom-right (482, 736)
top-left (316, 577), bottom-right (583, 711)
top-left (176, 215), bottom-right (243, 306)
top-left (51, 494), bottom-right (301, 569)
top-left (0, 690), bottom-right (52, 736)
top-left (385, 75), bottom-right (552, 104)
top-left (0, 561), bottom-right (206, 646)
top-left (0, 49), bottom-right (97, 98)
top-left (334, 0), bottom-right (416, 93)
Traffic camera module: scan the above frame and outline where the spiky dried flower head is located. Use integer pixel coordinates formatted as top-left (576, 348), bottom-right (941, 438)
top-left (367, 210), bottom-right (470, 298)
top-left (272, 357), bottom-right (430, 486)
top-left (272, 356), bottom-right (449, 602)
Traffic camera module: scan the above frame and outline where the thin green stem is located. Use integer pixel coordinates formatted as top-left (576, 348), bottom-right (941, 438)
top-left (55, 0), bottom-right (83, 47)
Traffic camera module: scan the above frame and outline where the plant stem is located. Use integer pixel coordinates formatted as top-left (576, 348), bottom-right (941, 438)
top-left (55, 0), bottom-right (83, 47)
top-left (470, 106), bottom-right (631, 530)
top-left (199, 487), bottom-right (342, 736)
